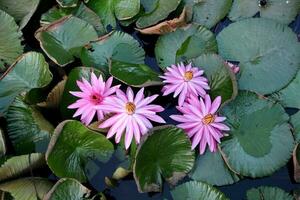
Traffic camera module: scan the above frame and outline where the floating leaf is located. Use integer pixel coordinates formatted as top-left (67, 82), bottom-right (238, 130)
top-left (114, 0), bottom-right (140, 20)
top-left (171, 181), bottom-right (229, 200)
top-left (136, 0), bottom-right (181, 28)
top-left (155, 24), bottom-right (217, 69)
top-left (46, 120), bottom-right (114, 182)
top-left (229, 0), bottom-right (300, 24)
top-left (35, 16), bottom-right (98, 66)
top-left (189, 151), bottom-right (240, 186)
top-left (0, 52), bottom-right (52, 116)
top-left (134, 125), bottom-right (195, 193)
top-left (0, 128), bottom-right (6, 156)
top-left (6, 96), bottom-right (54, 154)
top-left (217, 18), bottom-right (300, 94)
top-left (193, 54), bottom-right (237, 104)
top-left (81, 31), bottom-right (145, 74)
top-left (220, 91), bottom-right (294, 178)
top-left (246, 186), bottom-right (293, 200)
top-left (291, 111), bottom-right (300, 143)
top-left (109, 60), bottom-right (161, 87)
top-left (44, 178), bottom-right (91, 200)
top-left (0, 0), bottom-right (40, 29)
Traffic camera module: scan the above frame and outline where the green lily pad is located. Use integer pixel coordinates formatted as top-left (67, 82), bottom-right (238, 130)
top-left (134, 125), bottom-right (195, 193)
top-left (0, 153), bottom-right (45, 182)
top-left (220, 91), bottom-right (294, 178)
top-left (0, 10), bottom-right (23, 71)
top-left (35, 15), bottom-right (98, 66)
top-left (193, 54), bottom-right (237, 104)
top-left (0, 0), bottom-right (40, 29)
top-left (6, 96), bottom-right (54, 154)
top-left (291, 111), bottom-right (300, 143)
top-left (246, 186), bottom-right (293, 200)
top-left (155, 24), bottom-right (217, 69)
top-left (44, 178), bottom-right (91, 200)
top-left (0, 178), bottom-right (53, 200)
top-left (0, 51), bottom-right (52, 116)
top-left (189, 151), bottom-right (240, 186)
top-left (57, 0), bottom-right (79, 7)
top-left (217, 18), bottom-right (300, 95)
top-left (136, 0), bottom-right (181, 28)
top-left (81, 31), bottom-right (145, 74)
top-left (46, 120), bottom-right (114, 182)
top-left (229, 0), bottom-right (300, 24)
top-left (171, 181), bottom-right (229, 200)
top-left (109, 60), bottom-right (161, 87)
top-left (140, 0), bottom-right (159, 13)
top-left (0, 128), bottom-right (6, 156)
top-left (114, 0), bottom-right (140, 20)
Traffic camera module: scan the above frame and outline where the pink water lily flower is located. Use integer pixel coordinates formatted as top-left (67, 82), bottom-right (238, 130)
top-left (98, 87), bottom-right (166, 149)
top-left (170, 94), bottom-right (230, 154)
top-left (160, 63), bottom-right (210, 106)
top-left (68, 72), bottom-right (120, 125)
top-left (225, 61), bottom-right (240, 74)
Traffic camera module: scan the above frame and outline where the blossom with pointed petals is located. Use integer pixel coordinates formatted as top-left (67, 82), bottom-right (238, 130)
top-left (225, 61), bottom-right (240, 74)
top-left (98, 87), bottom-right (166, 149)
top-left (160, 63), bottom-right (210, 106)
top-left (170, 94), bottom-right (230, 154)
top-left (68, 72), bottom-right (120, 125)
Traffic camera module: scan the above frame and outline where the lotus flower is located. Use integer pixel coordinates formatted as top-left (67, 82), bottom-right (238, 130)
top-left (160, 63), bottom-right (210, 106)
top-left (68, 72), bottom-right (120, 125)
top-left (98, 87), bottom-right (166, 149)
top-left (170, 94), bottom-right (230, 154)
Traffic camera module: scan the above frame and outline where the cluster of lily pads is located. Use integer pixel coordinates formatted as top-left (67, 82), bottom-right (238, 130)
top-left (0, 0), bottom-right (300, 199)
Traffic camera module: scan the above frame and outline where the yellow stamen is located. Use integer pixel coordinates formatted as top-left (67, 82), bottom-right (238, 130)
top-left (125, 102), bottom-right (136, 115)
top-left (202, 114), bottom-right (215, 125)
top-left (184, 71), bottom-right (193, 81)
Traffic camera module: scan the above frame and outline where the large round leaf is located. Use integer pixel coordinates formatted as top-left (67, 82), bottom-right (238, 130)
top-left (291, 111), bottom-right (300, 143)
top-left (155, 24), bottom-right (217, 69)
top-left (246, 186), bottom-right (293, 200)
top-left (0, 10), bottom-right (23, 71)
top-left (6, 96), bottom-right (54, 154)
top-left (0, 178), bottom-right (53, 200)
top-left (81, 31), bottom-right (145, 74)
top-left (171, 181), bottom-right (229, 200)
top-left (133, 125), bottom-right (195, 193)
top-left (217, 18), bottom-right (300, 94)
top-left (35, 16), bottom-right (98, 66)
top-left (114, 0), bottom-right (140, 20)
top-left (44, 178), bottom-right (91, 200)
top-left (229, 0), bottom-right (300, 25)
top-left (220, 91), bottom-right (294, 178)
top-left (189, 151), bottom-right (240, 186)
top-left (193, 54), bottom-right (237, 104)
top-left (46, 120), bottom-right (114, 182)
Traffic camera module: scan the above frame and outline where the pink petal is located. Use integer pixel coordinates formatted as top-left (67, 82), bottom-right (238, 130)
top-left (136, 95), bottom-right (158, 108)
top-left (99, 113), bottom-right (124, 128)
top-left (106, 115), bottom-right (126, 138)
top-left (211, 122), bottom-right (230, 131)
top-left (144, 114), bottom-right (166, 124)
top-left (115, 117), bottom-right (128, 143)
top-left (134, 88), bottom-right (145, 104)
top-left (214, 116), bottom-right (226, 122)
top-left (204, 95), bottom-right (211, 112)
top-left (125, 118), bottom-right (134, 149)
top-left (210, 96), bottom-right (221, 114)
top-left (170, 115), bottom-right (190, 123)
top-left (69, 91), bottom-right (89, 98)
top-left (191, 127), bottom-right (204, 149)
top-left (126, 87), bottom-right (134, 102)
top-left (173, 83), bottom-right (184, 98)
top-left (178, 83), bottom-right (188, 106)
top-left (132, 119), bottom-right (141, 144)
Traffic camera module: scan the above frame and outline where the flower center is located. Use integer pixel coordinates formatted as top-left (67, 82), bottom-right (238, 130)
top-left (90, 93), bottom-right (103, 105)
top-left (184, 71), bottom-right (193, 81)
top-left (202, 114), bottom-right (215, 125)
top-left (125, 102), bottom-right (136, 115)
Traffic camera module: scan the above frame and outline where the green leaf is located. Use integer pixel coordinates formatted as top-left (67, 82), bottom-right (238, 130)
top-left (136, 0), bottom-right (181, 28)
top-left (6, 96), bottom-right (54, 154)
top-left (229, 0), bottom-right (300, 24)
top-left (189, 151), bottom-right (240, 186)
top-left (44, 178), bottom-right (91, 200)
top-left (0, 10), bottom-right (23, 70)
top-left (246, 186), bottom-right (293, 200)
top-left (155, 24), bottom-right (217, 69)
top-left (0, 0), bottom-right (40, 29)
top-left (171, 181), bottom-right (229, 200)
top-left (114, 0), bottom-right (140, 20)
top-left (291, 111), bottom-right (300, 143)
top-left (220, 91), bottom-right (294, 178)
top-left (81, 31), bottom-right (145, 74)
top-left (134, 125), bottom-right (195, 193)
top-left (57, 0), bottom-right (78, 7)
top-left (35, 16), bottom-right (98, 66)
top-left (193, 54), bottom-right (237, 104)
top-left (0, 128), bottom-right (6, 156)
top-left (0, 52), bottom-right (52, 116)
top-left (217, 18), bottom-right (300, 95)
top-left (46, 120), bottom-right (114, 182)
top-left (109, 60), bottom-right (161, 87)
top-left (0, 153), bottom-right (45, 182)
top-left (140, 0), bottom-right (159, 13)
top-left (0, 178), bottom-right (53, 200)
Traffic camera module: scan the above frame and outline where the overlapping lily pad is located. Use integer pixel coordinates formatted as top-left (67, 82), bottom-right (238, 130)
top-left (246, 186), bottom-right (293, 200)
top-left (46, 120), bottom-right (114, 182)
top-left (134, 125), bottom-right (195, 193)
top-left (217, 18), bottom-right (300, 94)
top-left (35, 15), bottom-right (98, 66)
top-left (114, 0), bottom-right (140, 20)
top-left (220, 91), bottom-right (294, 178)
top-left (155, 24), bottom-right (217, 69)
